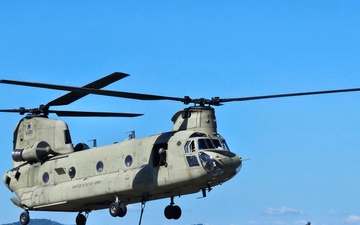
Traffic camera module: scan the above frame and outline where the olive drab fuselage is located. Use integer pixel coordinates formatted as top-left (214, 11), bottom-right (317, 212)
top-left (0, 72), bottom-right (360, 225)
top-left (4, 73), bottom-right (358, 225)
top-left (3, 106), bottom-right (242, 212)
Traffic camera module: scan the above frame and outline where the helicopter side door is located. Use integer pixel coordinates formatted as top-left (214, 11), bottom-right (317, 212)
top-left (151, 134), bottom-right (172, 185)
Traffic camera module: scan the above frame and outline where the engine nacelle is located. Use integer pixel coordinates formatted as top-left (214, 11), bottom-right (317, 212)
top-left (12, 116), bottom-right (75, 167)
top-left (12, 140), bottom-right (52, 163)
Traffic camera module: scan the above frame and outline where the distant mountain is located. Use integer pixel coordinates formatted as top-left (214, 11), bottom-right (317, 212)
top-left (2, 219), bottom-right (204, 225)
top-left (2, 219), bottom-right (67, 225)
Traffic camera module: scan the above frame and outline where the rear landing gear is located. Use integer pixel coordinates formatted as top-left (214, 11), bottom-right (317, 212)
top-left (164, 197), bottom-right (182, 220)
top-left (109, 200), bottom-right (127, 217)
top-left (19, 211), bottom-right (30, 225)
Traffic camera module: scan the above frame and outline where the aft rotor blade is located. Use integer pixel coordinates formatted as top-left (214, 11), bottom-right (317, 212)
top-left (49, 110), bottom-right (143, 117)
top-left (218, 88), bottom-right (360, 104)
top-left (0, 109), bottom-right (22, 113)
top-left (46, 72), bottom-right (129, 107)
top-left (0, 79), bottom-right (185, 102)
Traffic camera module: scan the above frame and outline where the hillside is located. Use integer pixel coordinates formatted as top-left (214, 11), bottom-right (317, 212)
top-left (2, 219), bottom-right (206, 225)
top-left (2, 219), bottom-right (66, 225)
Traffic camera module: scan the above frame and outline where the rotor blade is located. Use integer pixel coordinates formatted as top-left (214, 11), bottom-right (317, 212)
top-left (48, 110), bottom-right (143, 117)
top-left (0, 79), bottom-right (185, 102)
top-left (0, 107), bottom-right (30, 115)
top-left (0, 109), bottom-right (22, 113)
top-left (46, 72), bottom-right (129, 107)
top-left (218, 88), bottom-right (360, 104)
top-left (4, 76), bottom-right (359, 107)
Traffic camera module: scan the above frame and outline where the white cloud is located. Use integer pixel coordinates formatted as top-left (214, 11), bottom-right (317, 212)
top-left (247, 219), bottom-right (311, 225)
top-left (346, 215), bottom-right (360, 223)
top-left (329, 210), bottom-right (346, 215)
top-left (247, 221), bottom-right (286, 225)
top-left (264, 206), bottom-right (305, 216)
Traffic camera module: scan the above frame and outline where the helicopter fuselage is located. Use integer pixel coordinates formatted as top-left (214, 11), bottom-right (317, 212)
top-left (3, 72), bottom-right (359, 225)
top-left (3, 107), bottom-right (242, 213)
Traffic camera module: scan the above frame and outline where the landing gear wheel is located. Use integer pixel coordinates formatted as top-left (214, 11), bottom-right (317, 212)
top-left (172, 205), bottom-right (182, 220)
top-left (164, 205), bottom-right (173, 220)
top-left (118, 202), bottom-right (127, 217)
top-left (109, 202), bottom-right (120, 217)
top-left (76, 213), bottom-right (87, 225)
top-left (19, 211), bottom-right (30, 225)
top-left (109, 201), bottom-right (127, 217)
top-left (164, 205), bottom-right (182, 220)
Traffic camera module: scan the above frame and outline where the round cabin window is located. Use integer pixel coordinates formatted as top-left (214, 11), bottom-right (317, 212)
top-left (69, 167), bottom-right (76, 179)
top-left (125, 155), bottom-right (133, 167)
top-left (42, 172), bottom-right (49, 183)
top-left (96, 161), bottom-right (104, 173)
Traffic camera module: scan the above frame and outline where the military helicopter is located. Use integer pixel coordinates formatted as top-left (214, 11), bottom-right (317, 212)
top-left (1, 72), bottom-right (360, 225)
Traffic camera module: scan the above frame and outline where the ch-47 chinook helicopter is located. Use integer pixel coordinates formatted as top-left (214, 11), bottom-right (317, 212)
top-left (1, 72), bottom-right (360, 225)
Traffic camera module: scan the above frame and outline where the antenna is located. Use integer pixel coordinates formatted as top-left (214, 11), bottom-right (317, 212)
top-left (127, 131), bottom-right (136, 139)
top-left (88, 139), bottom-right (97, 147)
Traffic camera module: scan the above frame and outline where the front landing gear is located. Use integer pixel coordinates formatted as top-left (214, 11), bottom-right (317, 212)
top-left (19, 211), bottom-right (30, 225)
top-left (76, 211), bottom-right (89, 225)
top-left (164, 197), bottom-right (182, 220)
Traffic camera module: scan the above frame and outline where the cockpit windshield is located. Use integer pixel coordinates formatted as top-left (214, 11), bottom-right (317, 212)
top-left (184, 133), bottom-right (231, 153)
top-left (211, 136), bottom-right (230, 151)
top-left (197, 138), bottom-right (215, 150)
top-left (184, 138), bottom-right (215, 153)
top-left (184, 136), bottom-right (231, 153)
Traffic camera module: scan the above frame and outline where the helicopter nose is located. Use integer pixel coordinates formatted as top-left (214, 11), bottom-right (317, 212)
top-left (198, 151), bottom-right (242, 178)
top-left (217, 154), bottom-right (242, 176)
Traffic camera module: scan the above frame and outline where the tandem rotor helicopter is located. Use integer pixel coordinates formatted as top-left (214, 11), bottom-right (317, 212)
top-left (1, 72), bottom-right (360, 225)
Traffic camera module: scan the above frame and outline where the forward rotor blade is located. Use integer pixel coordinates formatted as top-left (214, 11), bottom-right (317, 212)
top-left (218, 88), bottom-right (360, 104)
top-left (0, 107), bottom-right (30, 115)
top-left (46, 72), bottom-right (129, 107)
top-left (0, 78), bottom-right (185, 102)
top-left (3, 76), bottom-right (360, 107)
top-left (48, 110), bottom-right (143, 117)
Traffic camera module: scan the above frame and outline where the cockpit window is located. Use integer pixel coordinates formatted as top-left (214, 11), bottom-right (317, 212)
top-left (184, 140), bottom-right (196, 153)
top-left (185, 136), bottom-right (230, 153)
top-left (222, 139), bottom-right (230, 151)
top-left (212, 139), bottom-right (222, 149)
top-left (197, 138), bottom-right (215, 150)
top-left (185, 138), bottom-right (216, 152)
top-left (211, 137), bottom-right (231, 151)
top-left (189, 132), bottom-right (207, 138)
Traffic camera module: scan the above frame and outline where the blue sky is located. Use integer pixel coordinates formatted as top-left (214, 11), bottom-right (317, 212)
top-left (1, 1), bottom-right (360, 225)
